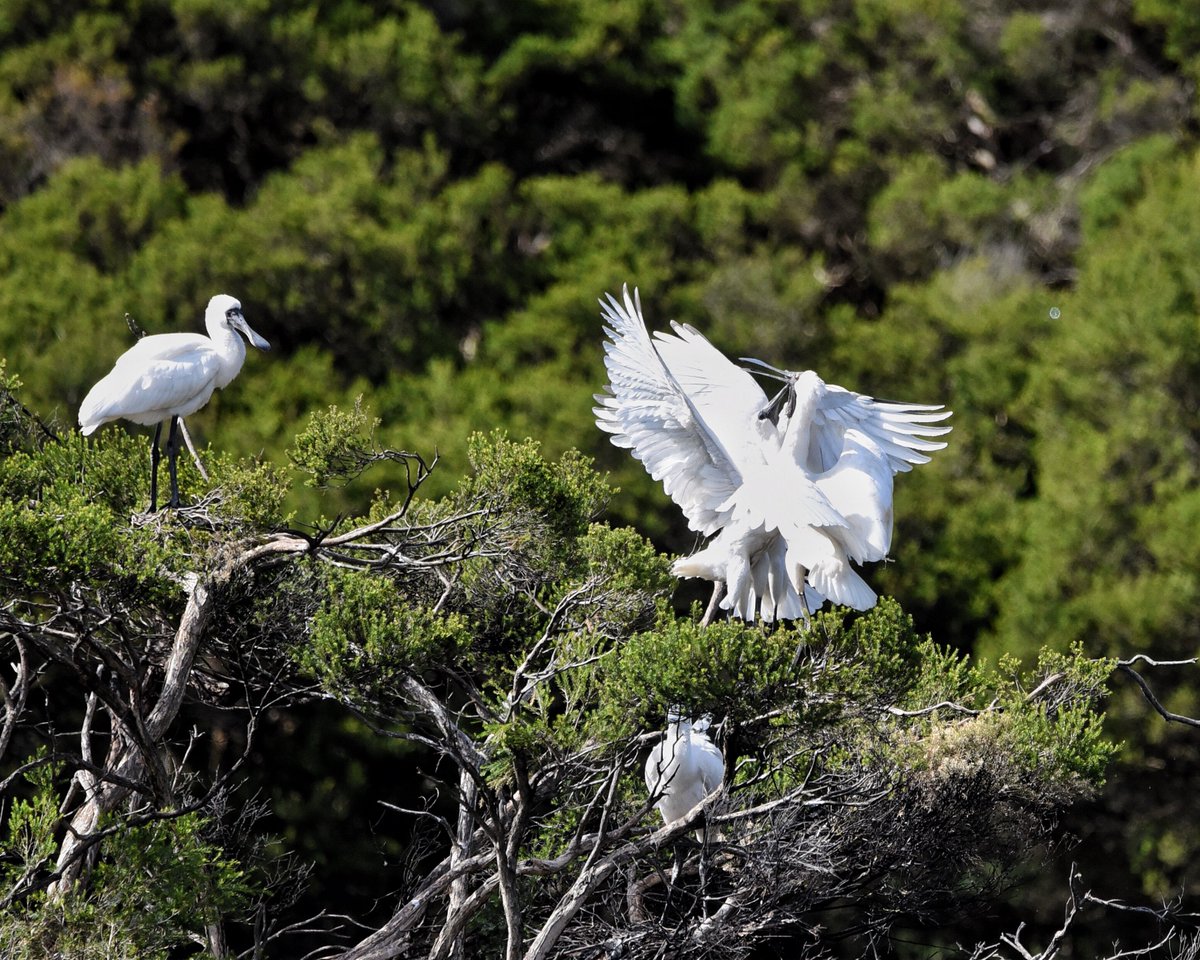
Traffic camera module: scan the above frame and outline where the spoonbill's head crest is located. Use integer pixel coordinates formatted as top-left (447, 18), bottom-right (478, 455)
top-left (207, 294), bottom-right (271, 352)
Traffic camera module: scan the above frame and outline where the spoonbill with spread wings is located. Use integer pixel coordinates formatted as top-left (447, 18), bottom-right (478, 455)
top-left (594, 285), bottom-right (950, 621)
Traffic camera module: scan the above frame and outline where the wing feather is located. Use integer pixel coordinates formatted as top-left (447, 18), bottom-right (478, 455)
top-left (808, 384), bottom-right (952, 474)
top-left (692, 734), bottom-right (725, 792)
top-left (652, 322), bottom-right (775, 450)
top-left (81, 348), bottom-right (221, 429)
top-left (594, 286), bottom-right (747, 535)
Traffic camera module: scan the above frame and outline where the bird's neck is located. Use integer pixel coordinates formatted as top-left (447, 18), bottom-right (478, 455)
top-left (781, 379), bottom-right (821, 466)
top-left (206, 315), bottom-right (247, 389)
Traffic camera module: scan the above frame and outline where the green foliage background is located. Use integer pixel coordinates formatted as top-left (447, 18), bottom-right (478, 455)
top-left (2, 0), bottom-right (1200, 948)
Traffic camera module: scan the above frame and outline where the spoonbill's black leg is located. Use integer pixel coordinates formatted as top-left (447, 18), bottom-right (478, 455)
top-left (700, 581), bottom-right (725, 627)
top-left (790, 586), bottom-right (814, 671)
top-left (149, 421), bottom-right (163, 512)
top-left (165, 416), bottom-right (182, 509)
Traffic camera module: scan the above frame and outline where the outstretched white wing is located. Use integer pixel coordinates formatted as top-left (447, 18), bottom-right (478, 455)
top-left (813, 429), bottom-right (895, 563)
top-left (652, 321), bottom-right (778, 451)
top-left (594, 286), bottom-right (750, 535)
top-left (805, 382), bottom-right (952, 475)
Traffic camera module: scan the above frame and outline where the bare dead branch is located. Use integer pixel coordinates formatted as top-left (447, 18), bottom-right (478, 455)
top-left (1117, 662), bottom-right (1200, 730)
top-left (968, 865), bottom-right (1200, 960)
top-left (882, 700), bottom-right (983, 718)
top-left (0, 633), bottom-right (31, 762)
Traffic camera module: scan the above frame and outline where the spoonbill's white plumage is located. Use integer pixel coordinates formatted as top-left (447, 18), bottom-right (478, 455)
top-left (594, 286), bottom-right (849, 618)
top-left (750, 533), bottom-right (819, 622)
top-left (79, 294), bottom-right (270, 510)
top-left (594, 284), bottom-right (950, 621)
top-left (672, 526), bottom-right (818, 622)
top-left (644, 712), bottom-right (725, 839)
top-left (769, 416), bottom-right (894, 613)
top-left (812, 428), bottom-right (894, 564)
top-left (594, 288), bottom-right (749, 538)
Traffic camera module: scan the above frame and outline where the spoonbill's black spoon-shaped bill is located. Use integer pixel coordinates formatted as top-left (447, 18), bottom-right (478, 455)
top-left (78, 294), bottom-right (270, 511)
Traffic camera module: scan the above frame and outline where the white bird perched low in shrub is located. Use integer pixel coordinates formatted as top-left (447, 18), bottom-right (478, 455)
top-left (644, 711), bottom-right (725, 841)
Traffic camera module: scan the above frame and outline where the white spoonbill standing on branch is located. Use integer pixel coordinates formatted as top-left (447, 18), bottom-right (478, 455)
top-left (78, 294), bottom-right (270, 511)
top-left (594, 284), bottom-right (951, 622)
top-left (645, 712), bottom-right (725, 840)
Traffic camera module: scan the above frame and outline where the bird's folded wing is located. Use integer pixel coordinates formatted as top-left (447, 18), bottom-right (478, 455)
top-left (811, 384), bottom-right (952, 474)
top-left (113, 352), bottom-right (221, 418)
top-left (692, 735), bottom-right (725, 792)
top-left (110, 332), bottom-right (212, 368)
top-left (594, 286), bottom-right (744, 535)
